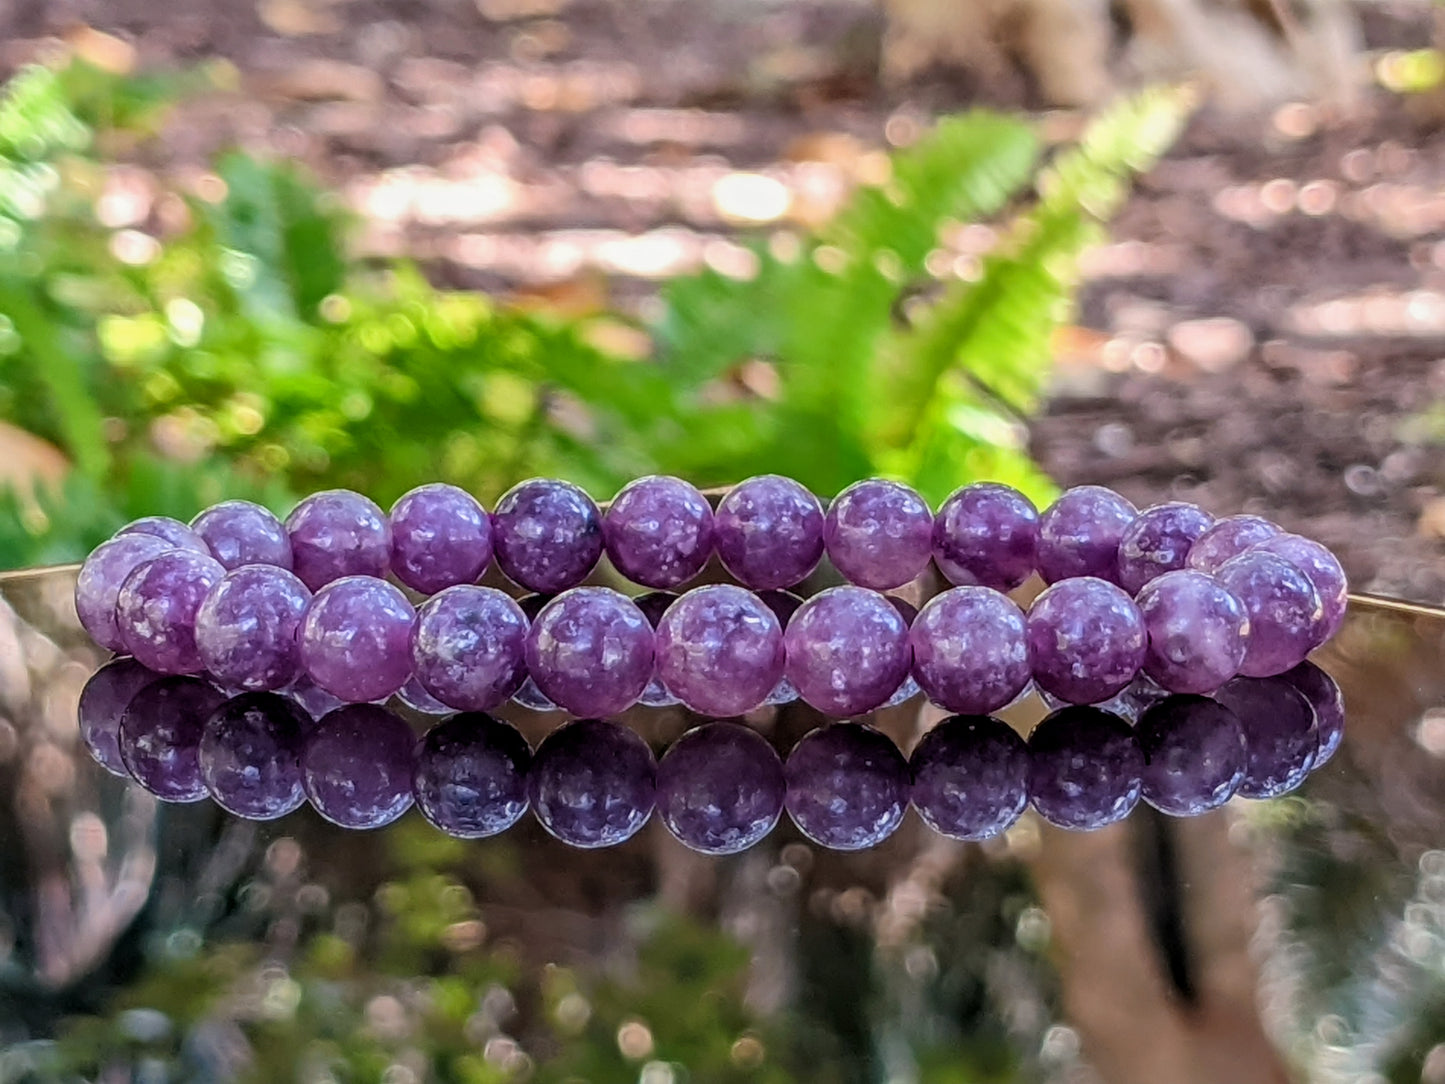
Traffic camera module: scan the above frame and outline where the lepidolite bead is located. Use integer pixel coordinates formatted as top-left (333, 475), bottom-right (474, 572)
top-left (604, 475), bottom-right (714, 589)
top-left (784, 586), bottom-right (912, 717)
top-left (525, 587), bottom-right (653, 717)
top-left (116, 516), bottom-right (212, 555)
top-left (1116, 502), bottom-right (1214, 594)
top-left (634, 591), bottom-right (681, 708)
top-left (1135, 570), bottom-right (1248, 694)
top-left (1215, 551), bottom-right (1324, 677)
top-left (713, 474), bottom-right (825, 590)
top-left (410, 586), bottom-right (528, 712)
top-left (784, 722), bottom-right (910, 850)
top-left (1283, 661), bottom-right (1344, 766)
top-left (301, 704), bottom-right (416, 828)
top-left (79, 657), bottom-right (161, 776)
top-left (115, 549), bottom-right (227, 674)
top-left (656, 722), bottom-right (785, 854)
top-left (190, 500), bottom-right (293, 570)
top-left (285, 490), bottom-right (392, 590)
top-left (1026, 577), bottom-right (1146, 705)
top-left (412, 713), bottom-right (532, 839)
top-left (1027, 707), bottom-right (1143, 830)
top-left (194, 565), bottom-right (310, 692)
top-left (298, 576), bottom-right (416, 703)
top-left (1036, 485), bottom-right (1137, 585)
top-left (528, 719), bottom-right (656, 848)
top-left (1251, 533), bottom-right (1348, 644)
top-left (118, 676), bottom-right (225, 802)
top-left (198, 692), bottom-right (311, 819)
top-left (909, 715), bottom-right (1030, 841)
top-left (75, 534), bottom-right (175, 652)
top-left (389, 483), bottom-right (493, 595)
top-left (492, 478), bottom-right (603, 593)
top-left (824, 479), bottom-right (932, 590)
top-left (932, 482), bottom-right (1040, 592)
top-left (655, 584), bottom-right (785, 716)
top-left (1186, 514), bottom-right (1280, 575)
top-left (1214, 676), bottom-right (1318, 798)
top-left (1136, 696), bottom-right (1246, 815)
top-left (910, 587), bottom-right (1031, 715)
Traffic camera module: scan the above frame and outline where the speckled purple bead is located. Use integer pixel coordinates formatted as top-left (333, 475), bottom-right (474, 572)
top-left (116, 516), bottom-right (211, 555)
top-left (1186, 515), bottom-right (1281, 575)
top-left (115, 549), bottom-right (227, 675)
top-left (784, 587), bottom-right (912, 717)
top-left (1027, 577), bottom-right (1147, 705)
top-left (656, 722), bottom-right (785, 854)
top-left (492, 478), bottom-right (603, 594)
top-left (389, 483), bottom-right (493, 595)
top-left (194, 565), bottom-right (310, 692)
top-left (1135, 570), bottom-right (1248, 694)
top-left (759, 590), bottom-right (802, 705)
top-left (1117, 502), bottom-right (1215, 594)
top-left (190, 500), bottom-right (293, 570)
top-left (199, 692), bottom-right (311, 819)
top-left (604, 475), bottom-right (714, 589)
top-left (824, 479), bottom-right (932, 590)
top-left (713, 474), bottom-right (825, 590)
top-left (528, 718), bottom-right (656, 848)
top-left (285, 489), bottom-right (393, 591)
top-left (909, 715), bottom-right (1030, 840)
top-left (75, 534), bottom-right (176, 652)
top-left (911, 587), bottom-right (1031, 715)
top-left (298, 576), bottom-right (416, 703)
top-left (413, 713), bottom-right (532, 838)
top-left (655, 584), bottom-right (785, 716)
top-left (301, 704), bottom-right (416, 828)
top-left (1282, 661), bottom-right (1344, 766)
top-left (512, 594), bottom-right (558, 711)
top-left (1027, 707), bottom-right (1143, 830)
top-left (1214, 676), bottom-right (1318, 798)
top-left (79, 657), bottom-right (162, 776)
top-left (932, 483), bottom-right (1040, 592)
top-left (1215, 551), bottom-right (1324, 678)
top-left (1136, 696), bottom-right (1246, 815)
top-left (784, 722), bottom-right (910, 850)
top-left (1251, 533), bottom-right (1348, 644)
top-left (1037, 486), bottom-right (1137, 585)
top-left (634, 591), bottom-right (681, 708)
top-left (525, 587), bottom-right (653, 717)
top-left (411, 586), bottom-right (528, 711)
top-left (118, 676), bottom-right (225, 802)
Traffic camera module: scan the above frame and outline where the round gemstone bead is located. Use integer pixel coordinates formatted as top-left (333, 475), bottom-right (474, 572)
top-left (824, 479), bottom-right (933, 590)
top-left (713, 474), bottom-right (825, 590)
top-left (784, 586), bottom-right (912, 717)
top-left (1136, 695), bottom-right (1246, 815)
top-left (604, 475), bottom-right (714, 589)
top-left (115, 549), bottom-right (227, 674)
top-left (190, 500), bottom-right (293, 570)
top-left (410, 585), bottom-right (528, 711)
top-left (909, 715), bottom-right (1030, 840)
top-left (758, 590), bottom-right (802, 705)
top-left (1215, 551), bottom-right (1324, 677)
top-left (525, 587), bottom-right (653, 717)
top-left (1036, 485), bottom-right (1137, 585)
top-left (910, 587), bottom-right (1031, 715)
top-left (388, 483), bottom-right (493, 595)
top-left (1250, 533), bottom-right (1348, 644)
top-left (656, 722), bottom-right (785, 854)
top-left (199, 692), bottom-right (311, 819)
top-left (116, 516), bottom-right (212, 555)
top-left (1135, 569), bottom-right (1249, 694)
top-left (1027, 707), bottom-right (1143, 830)
top-left (528, 718), bottom-right (656, 848)
top-left (298, 576), bottom-right (416, 703)
top-left (1214, 676), bottom-right (1318, 798)
top-left (1282, 661), bottom-right (1344, 766)
top-left (397, 676), bottom-right (451, 715)
top-left (634, 591), bottom-right (681, 708)
top-left (118, 676), bottom-right (225, 802)
top-left (412, 713), bottom-right (532, 839)
top-left (1116, 502), bottom-right (1215, 594)
top-left (194, 565), bottom-right (311, 692)
top-left (492, 478), bottom-right (603, 594)
top-left (932, 482), bottom-right (1040, 592)
top-left (301, 704), bottom-right (416, 828)
top-left (1186, 514), bottom-right (1281, 575)
top-left (75, 534), bottom-right (176, 652)
top-left (79, 657), bottom-right (162, 776)
top-left (654, 584), bottom-right (785, 716)
top-left (512, 594), bottom-right (558, 711)
top-left (1026, 577), bottom-right (1147, 705)
top-left (784, 722), bottom-right (910, 850)
top-left (285, 489), bottom-right (393, 591)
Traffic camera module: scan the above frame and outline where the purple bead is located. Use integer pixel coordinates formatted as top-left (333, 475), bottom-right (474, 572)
top-left (911, 587), bottom-right (1031, 715)
top-left (118, 676), bottom-right (225, 802)
top-left (512, 594), bottom-right (558, 711)
top-left (1027, 577), bottom-right (1146, 705)
top-left (784, 722), bottom-right (910, 850)
top-left (301, 704), bottom-right (416, 828)
top-left (79, 657), bottom-right (162, 776)
top-left (285, 674), bottom-right (344, 720)
top-left (1282, 661), bottom-right (1344, 766)
top-left (115, 550), bottom-right (227, 675)
top-left (199, 692), bottom-right (311, 819)
top-left (634, 591), bottom-right (681, 708)
top-left (909, 715), bottom-right (1030, 840)
top-left (389, 483), bottom-right (493, 595)
top-left (824, 479), bottom-right (932, 590)
top-left (285, 489), bottom-right (392, 591)
top-left (1135, 570), bottom-right (1248, 694)
top-left (1186, 515), bottom-right (1281, 575)
top-left (1214, 676), bottom-right (1318, 798)
top-left (1116, 502), bottom-right (1215, 594)
top-left (604, 475), bottom-right (714, 589)
top-left (298, 576), bottom-right (416, 703)
top-left (713, 474), bottom-right (825, 590)
top-left (190, 500), bottom-right (293, 570)
top-left (1215, 551), bottom-right (1324, 678)
top-left (528, 718), bottom-right (656, 847)
top-left (397, 676), bottom-right (451, 715)
top-left (932, 482), bottom-right (1040, 592)
top-left (655, 584), bottom-right (785, 716)
top-left (656, 722), bottom-right (785, 854)
top-left (784, 586), bottom-right (912, 717)
top-left (1037, 485), bottom-right (1137, 585)
top-left (492, 478), bottom-right (603, 594)
top-left (1251, 533), bottom-right (1348, 644)
top-left (758, 590), bottom-right (802, 706)
top-left (412, 713), bottom-right (532, 838)
top-left (75, 534), bottom-right (175, 652)
top-left (116, 516), bottom-right (211, 555)
top-left (1136, 696), bottom-right (1246, 815)
top-left (1027, 707), bottom-right (1143, 830)
top-left (194, 565), bottom-right (310, 692)
top-left (411, 586), bottom-right (527, 712)
top-left (525, 587), bottom-right (653, 717)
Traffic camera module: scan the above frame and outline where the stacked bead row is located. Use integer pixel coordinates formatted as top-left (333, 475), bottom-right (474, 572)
top-left (80, 656), bottom-right (1344, 851)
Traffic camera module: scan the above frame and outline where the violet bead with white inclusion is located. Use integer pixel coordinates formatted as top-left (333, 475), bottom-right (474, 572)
top-left (909, 715), bottom-right (1030, 840)
top-left (301, 704), bottom-right (416, 828)
top-left (784, 722), bottom-right (910, 850)
top-left (1215, 550), bottom-right (1323, 678)
top-left (1027, 707), bottom-right (1143, 830)
top-left (1116, 502), bottom-right (1215, 594)
top-left (528, 719), bottom-right (656, 848)
top-left (654, 584), bottom-right (785, 717)
top-left (713, 474), bottom-right (825, 590)
top-left (298, 576), bottom-right (416, 703)
top-left (194, 565), bottom-right (311, 692)
top-left (910, 587), bottom-right (1031, 716)
top-left (656, 722), bottom-right (785, 854)
top-left (116, 516), bottom-right (212, 555)
top-left (1214, 676), bottom-right (1318, 798)
top-left (118, 676), bottom-right (225, 802)
top-left (604, 475), bottom-right (714, 589)
top-left (1026, 577), bottom-right (1147, 705)
top-left (784, 586), bottom-right (912, 717)
top-left (932, 482), bottom-right (1040, 592)
top-left (191, 500), bottom-right (293, 570)
top-left (413, 713), bottom-right (532, 839)
top-left (634, 591), bottom-right (681, 708)
top-left (1186, 514), bottom-right (1280, 575)
top-left (389, 483), bottom-right (493, 595)
top-left (492, 478), bottom-right (603, 594)
top-left (1036, 485), bottom-right (1137, 585)
top-left (525, 587), bottom-right (654, 717)
top-left (199, 692), bottom-right (311, 820)
top-left (285, 489), bottom-right (393, 591)
top-left (1136, 695), bottom-right (1246, 816)
top-left (823, 479), bottom-right (933, 590)
top-left (410, 585), bottom-right (528, 712)
top-left (79, 657), bottom-right (161, 776)
top-left (116, 549), bottom-right (226, 675)
top-left (75, 533), bottom-right (175, 652)
top-left (1250, 533), bottom-right (1348, 644)
top-left (1135, 569), bottom-right (1248, 694)
top-left (1283, 661), bottom-right (1344, 766)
